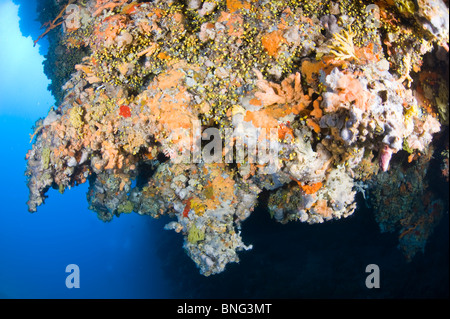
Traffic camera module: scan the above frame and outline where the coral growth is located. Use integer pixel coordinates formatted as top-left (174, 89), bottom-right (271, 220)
top-left (26, 0), bottom-right (448, 275)
top-left (370, 150), bottom-right (445, 261)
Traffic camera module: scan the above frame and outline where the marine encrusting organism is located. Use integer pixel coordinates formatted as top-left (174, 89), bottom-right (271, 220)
top-left (26, 0), bottom-right (448, 275)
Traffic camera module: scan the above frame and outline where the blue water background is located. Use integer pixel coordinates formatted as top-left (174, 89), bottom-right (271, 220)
top-left (0, 0), bottom-right (171, 298)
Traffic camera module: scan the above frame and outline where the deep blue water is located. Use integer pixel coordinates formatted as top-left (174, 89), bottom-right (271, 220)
top-left (0, 115), bottom-right (172, 298)
top-left (0, 0), bottom-right (448, 299)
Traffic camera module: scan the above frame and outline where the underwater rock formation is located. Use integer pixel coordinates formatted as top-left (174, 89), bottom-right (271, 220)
top-left (370, 148), bottom-right (445, 262)
top-left (26, 0), bottom-right (448, 275)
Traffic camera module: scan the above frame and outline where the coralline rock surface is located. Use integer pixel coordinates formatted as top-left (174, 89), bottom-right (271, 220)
top-left (26, 0), bottom-right (448, 275)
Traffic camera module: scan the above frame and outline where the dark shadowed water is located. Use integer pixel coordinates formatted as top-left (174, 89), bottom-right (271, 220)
top-left (150, 190), bottom-right (449, 298)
